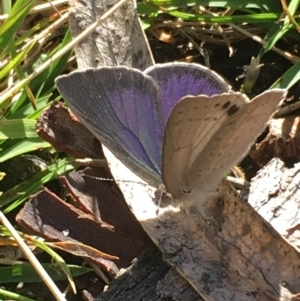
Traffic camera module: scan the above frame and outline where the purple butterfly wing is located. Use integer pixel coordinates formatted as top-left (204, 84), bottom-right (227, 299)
top-left (55, 67), bottom-right (163, 186)
top-left (145, 63), bottom-right (231, 128)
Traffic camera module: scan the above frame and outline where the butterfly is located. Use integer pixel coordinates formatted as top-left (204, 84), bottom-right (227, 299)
top-left (55, 62), bottom-right (286, 208)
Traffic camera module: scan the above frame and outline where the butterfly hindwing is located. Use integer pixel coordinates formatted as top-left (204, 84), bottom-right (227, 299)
top-left (185, 89), bottom-right (286, 196)
top-left (162, 92), bottom-right (249, 199)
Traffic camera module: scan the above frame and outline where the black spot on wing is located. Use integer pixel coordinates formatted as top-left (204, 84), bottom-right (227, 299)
top-left (227, 104), bottom-right (239, 116)
top-left (222, 101), bottom-right (231, 109)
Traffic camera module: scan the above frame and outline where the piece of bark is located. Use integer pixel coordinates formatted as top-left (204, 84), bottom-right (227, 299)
top-left (156, 267), bottom-right (202, 301)
top-left (16, 187), bottom-right (150, 271)
top-left (250, 116), bottom-right (300, 166)
top-left (249, 158), bottom-right (300, 248)
top-left (97, 249), bottom-right (203, 301)
top-left (16, 188), bottom-right (119, 276)
top-left (36, 102), bottom-right (104, 159)
top-left (62, 168), bottom-right (150, 245)
top-left (97, 246), bottom-right (173, 301)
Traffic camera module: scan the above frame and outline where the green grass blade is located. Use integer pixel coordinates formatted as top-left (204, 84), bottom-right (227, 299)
top-left (164, 11), bottom-right (280, 23)
top-left (0, 263), bottom-right (91, 283)
top-left (137, 3), bottom-right (160, 14)
top-left (10, 29), bottom-right (73, 115)
top-left (0, 158), bottom-right (74, 211)
top-left (2, 0), bottom-right (12, 14)
top-left (0, 119), bottom-right (38, 139)
top-left (271, 60), bottom-right (300, 89)
top-left (258, 0), bottom-right (299, 58)
top-left (8, 96), bottom-right (52, 119)
top-left (0, 138), bottom-right (51, 163)
top-left (147, 0), bottom-right (281, 10)
top-left (0, 287), bottom-right (36, 301)
top-left (0, 42), bottom-right (35, 81)
top-left (0, 0), bottom-right (35, 53)
top-left (34, 241), bottom-right (77, 292)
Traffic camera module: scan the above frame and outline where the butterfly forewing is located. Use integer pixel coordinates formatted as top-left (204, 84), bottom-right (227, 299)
top-left (162, 92), bottom-right (249, 199)
top-left (56, 67), bottom-right (163, 186)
